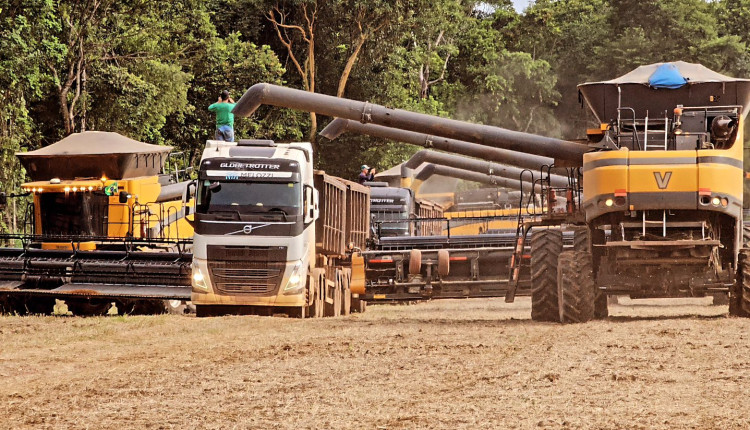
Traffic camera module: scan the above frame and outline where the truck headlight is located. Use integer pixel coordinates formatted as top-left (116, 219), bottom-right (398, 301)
top-left (283, 261), bottom-right (304, 294)
top-left (192, 264), bottom-right (208, 290)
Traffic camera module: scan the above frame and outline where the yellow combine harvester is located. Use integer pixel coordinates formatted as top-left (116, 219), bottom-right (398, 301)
top-left (0, 131), bottom-right (194, 315)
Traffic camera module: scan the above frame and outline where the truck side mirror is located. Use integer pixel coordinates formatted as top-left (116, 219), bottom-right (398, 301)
top-left (183, 180), bottom-right (196, 215)
top-left (303, 185), bottom-right (319, 224)
top-left (0, 192), bottom-right (6, 208)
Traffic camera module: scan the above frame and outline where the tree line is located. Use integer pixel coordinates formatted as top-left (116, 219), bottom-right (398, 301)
top-left (2, 0), bottom-right (750, 229)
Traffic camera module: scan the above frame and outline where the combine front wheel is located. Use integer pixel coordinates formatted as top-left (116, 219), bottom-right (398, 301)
top-left (530, 229), bottom-right (563, 322)
top-left (557, 251), bottom-right (596, 323)
top-left (729, 249), bottom-right (750, 317)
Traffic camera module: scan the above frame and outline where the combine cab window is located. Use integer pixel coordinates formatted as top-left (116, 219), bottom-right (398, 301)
top-left (39, 192), bottom-right (109, 236)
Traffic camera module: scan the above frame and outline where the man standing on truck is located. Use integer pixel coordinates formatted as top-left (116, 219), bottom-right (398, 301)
top-left (208, 90), bottom-right (236, 141)
top-left (358, 165), bottom-right (376, 184)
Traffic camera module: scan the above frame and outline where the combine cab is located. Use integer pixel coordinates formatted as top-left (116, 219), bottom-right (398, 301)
top-left (0, 131), bottom-right (194, 315)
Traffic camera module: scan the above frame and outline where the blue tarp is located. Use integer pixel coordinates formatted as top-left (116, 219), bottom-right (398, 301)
top-left (648, 63), bottom-right (688, 89)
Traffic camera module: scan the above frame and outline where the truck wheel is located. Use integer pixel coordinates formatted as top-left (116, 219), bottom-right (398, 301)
top-left (195, 305), bottom-right (218, 318)
top-left (408, 249), bottom-right (422, 275)
top-left (341, 269), bottom-right (352, 316)
top-left (437, 249), bottom-right (450, 277)
top-left (572, 226), bottom-right (589, 252)
top-left (530, 229), bottom-right (563, 322)
top-left (163, 300), bottom-right (189, 315)
top-left (557, 251), bottom-right (596, 323)
top-left (730, 249), bottom-right (750, 317)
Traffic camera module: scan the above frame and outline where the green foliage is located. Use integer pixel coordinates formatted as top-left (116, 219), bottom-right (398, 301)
top-left (2, 0), bottom-right (750, 196)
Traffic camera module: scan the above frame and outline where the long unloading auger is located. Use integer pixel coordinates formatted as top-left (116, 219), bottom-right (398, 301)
top-left (321, 118), bottom-right (564, 173)
top-left (410, 164), bottom-right (538, 194)
top-left (401, 149), bottom-right (570, 189)
top-left (233, 83), bottom-right (590, 165)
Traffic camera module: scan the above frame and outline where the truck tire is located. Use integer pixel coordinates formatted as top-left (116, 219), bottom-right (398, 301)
top-left (315, 271), bottom-right (325, 318)
top-left (557, 251), bottom-right (596, 323)
top-left (530, 229), bottom-right (563, 322)
top-left (437, 249), bottom-right (450, 277)
top-left (730, 249), bottom-right (750, 317)
top-left (325, 269), bottom-right (342, 317)
top-left (572, 226), bottom-right (589, 252)
top-left (408, 249), bottom-right (422, 275)
top-left (341, 268), bottom-right (352, 316)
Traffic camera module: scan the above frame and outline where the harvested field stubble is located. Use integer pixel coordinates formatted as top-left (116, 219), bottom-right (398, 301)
top-left (1, 297), bottom-right (749, 429)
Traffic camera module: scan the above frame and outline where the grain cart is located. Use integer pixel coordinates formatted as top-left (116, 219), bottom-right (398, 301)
top-left (190, 140), bottom-right (368, 317)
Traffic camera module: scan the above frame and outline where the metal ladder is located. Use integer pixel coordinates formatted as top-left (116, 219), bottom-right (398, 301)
top-left (643, 111), bottom-right (669, 151)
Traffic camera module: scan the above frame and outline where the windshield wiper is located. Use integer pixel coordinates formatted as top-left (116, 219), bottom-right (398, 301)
top-left (267, 207), bottom-right (289, 221)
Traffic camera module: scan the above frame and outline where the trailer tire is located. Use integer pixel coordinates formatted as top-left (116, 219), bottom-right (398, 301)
top-left (730, 249), bottom-right (750, 317)
top-left (572, 226), bottom-right (589, 252)
top-left (557, 251), bottom-right (596, 323)
top-left (408, 249), bottom-right (422, 275)
top-left (325, 269), bottom-right (342, 317)
top-left (341, 268), bottom-right (352, 316)
top-left (437, 250), bottom-right (450, 277)
top-left (530, 229), bottom-right (563, 322)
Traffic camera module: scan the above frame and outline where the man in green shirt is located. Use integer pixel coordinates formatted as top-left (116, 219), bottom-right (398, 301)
top-left (208, 90), bottom-right (236, 141)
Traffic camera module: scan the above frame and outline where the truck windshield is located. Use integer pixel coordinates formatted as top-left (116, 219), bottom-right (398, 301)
top-left (197, 181), bottom-right (301, 215)
top-left (372, 210), bottom-right (409, 236)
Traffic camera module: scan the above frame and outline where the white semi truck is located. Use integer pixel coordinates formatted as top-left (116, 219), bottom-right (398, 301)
top-left (189, 140), bottom-right (369, 317)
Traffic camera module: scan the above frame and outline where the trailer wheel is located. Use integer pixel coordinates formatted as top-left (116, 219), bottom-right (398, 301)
top-left (730, 249), bottom-right (750, 317)
top-left (437, 250), bottom-right (450, 277)
top-left (530, 229), bottom-right (563, 322)
top-left (325, 269), bottom-right (342, 317)
top-left (341, 268), bottom-right (352, 316)
top-left (572, 226), bottom-right (589, 252)
top-left (408, 249), bottom-right (422, 275)
top-left (557, 251), bottom-right (596, 323)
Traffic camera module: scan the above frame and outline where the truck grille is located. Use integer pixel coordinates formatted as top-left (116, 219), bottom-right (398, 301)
top-left (206, 245), bottom-right (288, 295)
top-left (209, 261), bottom-right (285, 295)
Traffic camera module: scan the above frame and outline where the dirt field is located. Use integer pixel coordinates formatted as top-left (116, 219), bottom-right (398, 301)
top-left (1, 297), bottom-right (749, 429)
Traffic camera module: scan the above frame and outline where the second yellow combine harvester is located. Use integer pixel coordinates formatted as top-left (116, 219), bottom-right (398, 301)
top-left (0, 131), bottom-right (194, 315)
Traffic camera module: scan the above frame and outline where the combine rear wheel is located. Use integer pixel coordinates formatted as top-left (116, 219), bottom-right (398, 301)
top-left (530, 229), bottom-right (563, 322)
top-left (730, 249), bottom-right (750, 317)
top-left (557, 251), bottom-right (596, 323)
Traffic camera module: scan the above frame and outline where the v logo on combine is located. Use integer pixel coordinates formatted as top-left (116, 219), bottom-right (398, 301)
top-left (653, 171), bottom-right (672, 189)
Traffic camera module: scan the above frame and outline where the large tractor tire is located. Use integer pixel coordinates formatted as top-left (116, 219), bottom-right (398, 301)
top-left (729, 249), bottom-right (750, 317)
top-left (530, 229), bottom-right (563, 322)
top-left (557, 251), bottom-right (597, 323)
top-left (743, 223), bottom-right (750, 248)
top-left (65, 299), bottom-right (115, 316)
